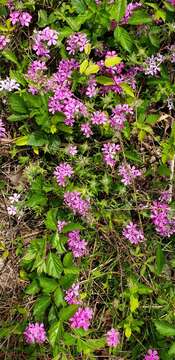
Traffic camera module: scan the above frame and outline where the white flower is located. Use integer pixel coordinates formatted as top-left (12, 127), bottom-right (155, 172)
top-left (0, 77), bottom-right (20, 92)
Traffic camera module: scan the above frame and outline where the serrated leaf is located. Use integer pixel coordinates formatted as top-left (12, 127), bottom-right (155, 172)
top-left (115, 0), bottom-right (127, 22)
top-left (105, 55), bottom-right (122, 67)
top-left (120, 82), bottom-right (135, 97)
top-left (80, 59), bottom-right (89, 74)
top-left (46, 252), bottom-right (63, 279)
top-left (168, 342), bottom-right (175, 356)
top-left (25, 279), bottom-right (40, 295)
top-left (130, 295), bottom-right (139, 312)
top-left (96, 76), bottom-right (115, 85)
top-left (62, 223), bottom-right (84, 233)
top-left (54, 287), bottom-right (64, 307)
top-left (45, 209), bottom-right (58, 230)
top-left (156, 244), bottom-right (165, 275)
top-left (48, 321), bottom-right (62, 347)
top-left (114, 26), bottom-right (133, 52)
top-left (63, 252), bottom-right (74, 268)
top-left (2, 49), bottom-right (19, 66)
top-left (39, 276), bottom-right (58, 293)
top-left (15, 136), bottom-right (28, 146)
top-left (128, 9), bottom-right (152, 25)
top-left (85, 63), bottom-right (100, 76)
top-left (154, 320), bottom-right (175, 336)
top-left (37, 9), bottom-right (48, 27)
top-left (59, 304), bottom-right (78, 321)
top-left (9, 94), bottom-right (27, 114)
top-left (33, 295), bottom-right (51, 321)
top-left (71, 0), bottom-right (87, 14)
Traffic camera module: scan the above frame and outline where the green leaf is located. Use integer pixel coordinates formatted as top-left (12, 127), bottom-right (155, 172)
top-left (115, 0), bottom-right (127, 22)
top-left (114, 26), bottom-right (133, 52)
top-left (15, 136), bottom-right (28, 146)
top-left (80, 59), bottom-right (89, 74)
top-left (33, 295), bottom-right (51, 321)
top-left (9, 93), bottom-right (27, 114)
top-left (156, 244), bottom-right (165, 275)
top-left (71, 0), bottom-right (87, 13)
top-left (62, 223), bottom-right (84, 233)
top-left (63, 252), bottom-right (74, 268)
top-left (154, 320), bottom-right (175, 336)
top-left (54, 287), bottom-right (64, 307)
top-left (7, 114), bottom-right (28, 122)
top-left (104, 55), bottom-right (122, 67)
top-left (27, 132), bottom-right (48, 147)
top-left (128, 9), bottom-right (152, 25)
top-left (168, 342), bottom-right (175, 356)
top-left (45, 209), bottom-right (58, 230)
top-left (58, 124), bottom-right (73, 134)
top-left (48, 321), bottom-right (62, 347)
top-left (85, 63), bottom-right (100, 76)
top-left (52, 233), bottom-right (66, 254)
top-left (59, 305), bottom-right (78, 321)
top-left (120, 82), bottom-right (135, 97)
top-left (37, 9), bottom-right (48, 27)
top-left (39, 276), bottom-right (58, 293)
top-left (96, 76), bottom-right (115, 85)
top-left (77, 338), bottom-right (105, 354)
top-left (25, 279), bottom-right (40, 295)
top-left (2, 49), bottom-right (19, 66)
top-left (130, 295), bottom-right (139, 312)
top-left (46, 252), bottom-right (63, 279)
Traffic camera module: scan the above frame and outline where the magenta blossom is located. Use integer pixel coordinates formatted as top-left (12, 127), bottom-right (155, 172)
top-left (65, 283), bottom-right (81, 304)
top-left (144, 349), bottom-right (159, 360)
top-left (118, 163), bottom-right (142, 185)
top-left (81, 123), bottom-right (93, 138)
top-left (151, 201), bottom-right (175, 237)
top-left (102, 143), bottom-right (120, 167)
top-left (91, 111), bottom-right (108, 125)
top-left (24, 323), bottom-right (46, 344)
top-left (68, 230), bottom-right (87, 258)
top-left (0, 119), bottom-right (6, 138)
top-left (106, 328), bottom-right (120, 347)
top-left (57, 220), bottom-right (67, 233)
top-left (123, 222), bottom-right (144, 245)
top-left (67, 145), bottom-right (77, 156)
top-left (0, 35), bottom-right (10, 50)
top-left (64, 191), bottom-right (90, 217)
top-left (66, 32), bottom-right (88, 55)
top-left (69, 307), bottom-right (93, 330)
top-left (54, 163), bottom-right (74, 187)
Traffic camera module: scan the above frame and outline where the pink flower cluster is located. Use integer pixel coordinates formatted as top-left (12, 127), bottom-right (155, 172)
top-left (24, 323), bottom-right (46, 344)
top-left (64, 191), bottom-right (90, 217)
top-left (102, 143), bottom-right (120, 167)
top-left (32, 27), bottom-right (58, 57)
top-left (81, 123), bottom-right (93, 137)
top-left (69, 307), bottom-right (93, 330)
top-left (144, 54), bottom-right (164, 76)
top-left (67, 230), bottom-right (87, 257)
top-left (151, 201), bottom-right (175, 237)
top-left (118, 163), bottom-right (142, 185)
top-left (91, 111), bottom-right (108, 125)
top-left (123, 222), bottom-right (144, 245)
top-left (57, 220), bottom-right (67, 233)
top-left (144, 349), bottom-right (159, 360)
top-left (66, 32), bottom-right (88, 55)
top-left (121, 2), bottom-right (142, 24)
top-left (7, 193), bottom-right (20, 216)
top-left (65, 283), bottom-right (81, 304)
top-left (0, 35), bottom-right (10, 50)
top-left (10, 11), bottom-right (32, 26)
top-left (54, 163), bottom-right (74, 187)
top-left (86, 78), bottom-right (97, 98)
top-left (106, 328), bottom-right (120, 347)
top-left (110, 104), bottom-right (133, 130)
top-left (67, 145), bottom-right (77, 156)
top-left (0, 119), bottom-right (6, 138)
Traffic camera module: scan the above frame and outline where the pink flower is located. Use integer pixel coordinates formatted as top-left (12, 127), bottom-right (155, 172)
top-left (65, 283), bottom-right (81, 304)
top-left (110, 104), bottom-right (133, 130)
top-left (24, 323), bottom-right (46, 344)
top-left (144, 349), bottom-right (159, 360)
top-left (151, 201), bottom-right (175, 237)
top-left (123, 222), bottom-right (144, 245)
top-left (106, 328), bottom-right (120, 347)
top-left (57, 220), bottom-right (67, 233)
top-left (86, 78), bottom-right (97, 98)
top-left (118, 163), bottom-right (142, 185)
top-left (64, 191), bottom-right (90, 217)
top-left (69, 307), bottom-right (93, 330)
top-left (0, 119), bottom-right (6, 138)
top-left (66, 32), bottom-right (88, 55)
top-left (9, 11), bottom-right (20, 25)
top-left (7, 205), bottom-right (17, 216)
top-left (67, 230), bottom-right (87, 257)
top-left (54, 163), bottom-right (73, 187)
top-left (67, 145), bottom-right (77, 156)
top-left (91, 111), bottom-right (108, 125)
top-left (81, 123), bottom-right (93, 138)
top-left (19, 12), bottom-right (32, 26)
top-left (0, 35), bottom-right (10, 50)
top-left (102, 143), bottom-right (120, 167)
